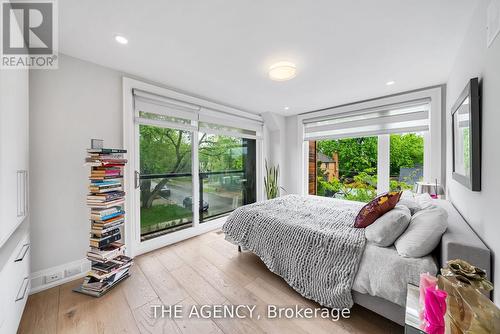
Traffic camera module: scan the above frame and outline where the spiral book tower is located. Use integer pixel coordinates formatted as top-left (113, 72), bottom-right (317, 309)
top-left (73, 147), bottom-right (132, 297)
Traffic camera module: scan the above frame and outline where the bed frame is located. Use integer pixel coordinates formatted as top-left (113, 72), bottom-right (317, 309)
top-left (353, 199), bottom-right (491, 325)
top-left (235, 199), bottom-right (491, 326)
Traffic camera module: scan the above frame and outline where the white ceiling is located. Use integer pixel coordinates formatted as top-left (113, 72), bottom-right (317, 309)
top-left (59, 0), bottom-right (477, 116)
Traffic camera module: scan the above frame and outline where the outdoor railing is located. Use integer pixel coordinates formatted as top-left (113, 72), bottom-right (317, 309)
top-left (139, 170), bottom-right (247, 240)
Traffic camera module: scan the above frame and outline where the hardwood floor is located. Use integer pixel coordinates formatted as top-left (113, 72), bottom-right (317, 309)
top-left (18, 230), bottom-right (403, 334)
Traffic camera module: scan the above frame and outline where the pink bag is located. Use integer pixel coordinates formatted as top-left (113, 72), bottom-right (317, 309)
top-left (419, 273), bottom-right (438, 307)
top-left (424, 287), bottom-right (448, 334)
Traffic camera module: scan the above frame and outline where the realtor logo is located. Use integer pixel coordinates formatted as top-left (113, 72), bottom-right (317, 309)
top-left (1, 0), bottom-right (58, 69)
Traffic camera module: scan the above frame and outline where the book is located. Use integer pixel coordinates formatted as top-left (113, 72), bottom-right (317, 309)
top-left (91, 255), bottom-right (132, 273)
top-left (90, 232), bottom-right (121, 249)
top-left (87, 191), bottom-right (125, 201)
top-left (91, 216), bottom-right (125, 229)
top-left (86, 199), bottom-right (125, 208)
top-left (90, 180), bottom-right (122, 186)
top-left (91, 227), bottom-right (120, 239)
top-left (89, 183), bottom-right (122, 190)
top-left (83, 268), bottom-right (130, 291)
top-left (87, 262), bottom-right (132, 280)
top-left (75, 272), bottom-right (130, 297)
top-left (86, 242), bottom-right (125, 263)
top-left (91, 169), bottom-right (121, 175)
top-left (91, 261), bottom-right (121, 273)
top-left (89, 227), bottom-right (120, 239)
top-left (86, 158), bottom-right (128, 164)
top-left (91, 222), bottom-right (123, 236)
top-left (87, 148), bottom-right (127, 154)
top-left (89, 178), bottom-right (123, 184)
top-left (88, 187), bottom-right (123, 194)
top-left (89, 175), bottom-right (123, 181)
top-left (91, 207), bottom-right (120, 216)
top-left (91, 210), bottom-right (124, 221)
top-left (109, 255), bottom-right (133, 266)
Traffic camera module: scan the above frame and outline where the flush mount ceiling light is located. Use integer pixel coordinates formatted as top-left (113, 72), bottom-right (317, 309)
top-left (386, 80), bottom-right (395, 86)
top-left (269, 61), bottom-right (297, 81)
top-left (114, 35), bottom-right (128, 45)
top-left (284, 106), bottom-right (290, 110)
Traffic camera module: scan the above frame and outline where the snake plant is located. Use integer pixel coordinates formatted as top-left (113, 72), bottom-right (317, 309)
top-left (264, 160), bottom-right (281, 199)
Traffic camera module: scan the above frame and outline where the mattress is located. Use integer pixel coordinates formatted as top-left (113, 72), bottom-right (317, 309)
top-left (352, 242), bottom-right (438, 306)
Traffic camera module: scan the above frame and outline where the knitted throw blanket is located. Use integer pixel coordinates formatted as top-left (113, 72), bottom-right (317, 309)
top-left (222, 194), bottom-right (366, 308)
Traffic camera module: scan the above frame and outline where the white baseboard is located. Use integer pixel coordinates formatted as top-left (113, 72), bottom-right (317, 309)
top-left (29, 222), bottom-right (225, 294)
top-left (30, 258), bottom-right (91, 295)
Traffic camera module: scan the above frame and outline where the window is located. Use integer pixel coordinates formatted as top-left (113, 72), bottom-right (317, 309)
top-left (301, 87), bottom-right (443, 203)
top-left (305, 100), bottom-right (431, 202)
top-left (199, 134), bottom-right (256, 222)
top-left (309, 133), bottom-right (425, 202)
top-left (389, 133), bottom-right (424, 191)
top-left (312, 137), bottom-right (378, 202)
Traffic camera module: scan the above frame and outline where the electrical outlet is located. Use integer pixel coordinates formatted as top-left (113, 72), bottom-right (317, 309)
top-left (65, 266), bottom-right (81, 277)
top-left (45, 271), bottom-right (63, 284)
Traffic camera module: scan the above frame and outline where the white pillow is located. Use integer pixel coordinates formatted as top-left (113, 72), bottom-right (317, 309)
top-left (398, 198), bottom-right (421, 215)
top-left (394, 205), bottom-right (448, 258)
top-left (414, 193), bottom-right (433, 209)
top-left (365, 205), bottom-right (411, 247)
top-left (400, 190), bottom-right (415, 200)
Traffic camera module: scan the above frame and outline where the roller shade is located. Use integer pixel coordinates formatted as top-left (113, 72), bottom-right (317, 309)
top-left (133, 88), bottom-right (200, 125)
top-left (199, 107), bottom-right (263, 138)
top-left (303, 100), bottom-right (430, 141)
top-left (133, 89), bottom-right (263, 138)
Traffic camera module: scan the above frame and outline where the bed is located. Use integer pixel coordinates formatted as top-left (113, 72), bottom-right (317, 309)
top-left (222, 195), bottom-right (491, 325)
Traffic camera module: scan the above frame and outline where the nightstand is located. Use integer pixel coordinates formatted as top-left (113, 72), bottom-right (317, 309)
top-left (404, 284), bottom-right (426, 334)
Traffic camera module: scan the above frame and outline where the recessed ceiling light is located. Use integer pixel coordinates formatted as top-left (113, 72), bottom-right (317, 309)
top-left (386, 80), bottom-right (395, 86)
top-left (114, 35), bottom-right (128, 45)
top-left (269, 61), bottom-right (297, 81)
top-left (284, 106), bottom-right (290, 110)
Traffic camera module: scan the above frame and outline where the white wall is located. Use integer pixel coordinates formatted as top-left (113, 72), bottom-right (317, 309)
top-left (262, 112), bottom-right (287, 193)
top-left (29, 54), bottom-right (123, 272)
top-left (446, 0), bottom-right (500, 304)
top-left (283, 115), bottom-right (301, 195)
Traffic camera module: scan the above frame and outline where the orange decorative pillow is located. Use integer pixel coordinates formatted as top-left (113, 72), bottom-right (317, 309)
top-left (354, 191), bottom-right (402, 228)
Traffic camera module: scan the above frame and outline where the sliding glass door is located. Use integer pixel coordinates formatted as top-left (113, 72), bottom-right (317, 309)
top-left (139, 124), bottom-right (194, 241)
top-left (198, 133), bottom-right (256, 222)
top-left (138, 125), bottom-right (257, 240)
top-left (131, 88), bottom-right (261, 248)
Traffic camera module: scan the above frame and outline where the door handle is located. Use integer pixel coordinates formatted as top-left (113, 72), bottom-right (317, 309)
top-left (15, 243), bottom-right (30, 262)
top-left (135, 170), bottom-right (140, 189)
top-left (23, 170), bottom-right (28, 216)
top-left (17, 170), bottom-right (28, 218)
top-left (17, 170), bottom-right (24, 217)
top-left (15, 277), bottom-right (29, 302)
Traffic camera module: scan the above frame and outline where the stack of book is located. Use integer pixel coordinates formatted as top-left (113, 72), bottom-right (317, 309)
top-left (74, 147), bottom-right (133, 297)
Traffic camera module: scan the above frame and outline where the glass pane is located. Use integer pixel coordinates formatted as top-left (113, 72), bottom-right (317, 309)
top-left (198, 133), bottom-right (256, 222)
top-left (389, 132), bottom-right (424, 191)
top-left (139, 124), bottom-right (193, 241)
top-left (310, 137), bottom-right (378, 202)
